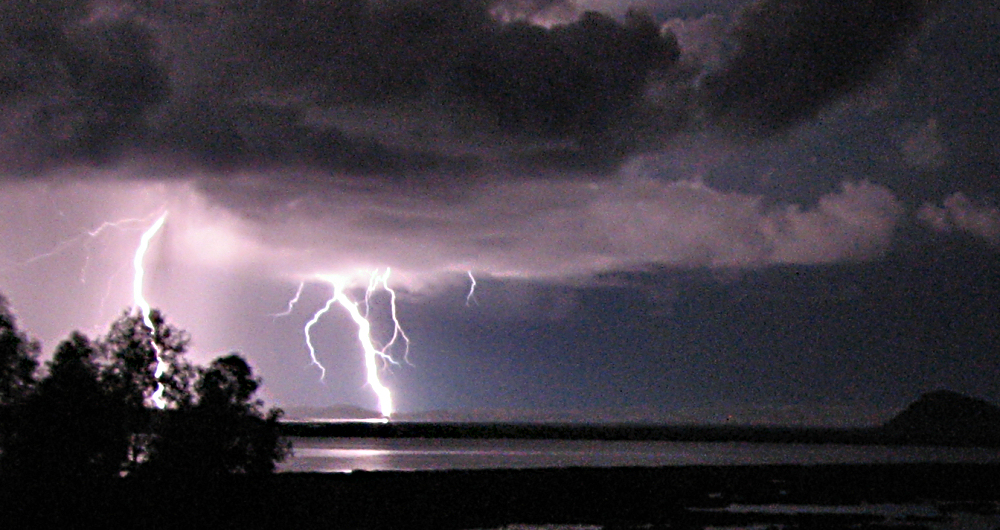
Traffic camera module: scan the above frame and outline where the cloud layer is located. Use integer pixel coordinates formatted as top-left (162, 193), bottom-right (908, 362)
top-left (1, 0), bottom-right (932, 175)
top-left (2, 0), bottom-right (977, 294)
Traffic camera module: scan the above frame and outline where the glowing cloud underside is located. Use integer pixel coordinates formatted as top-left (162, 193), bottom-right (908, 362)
top-left (133, 212), bottom-right (168, 409)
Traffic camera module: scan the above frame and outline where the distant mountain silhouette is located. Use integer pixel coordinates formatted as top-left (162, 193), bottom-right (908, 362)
top-left (282, 404), bottom-right (382, 421)
top-left (883, 390), bottom-right (1000, 446)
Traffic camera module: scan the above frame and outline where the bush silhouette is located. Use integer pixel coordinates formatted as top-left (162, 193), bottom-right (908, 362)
top-left (0, 295), bottom-right (38, 414)
top-left (2, 332), bottom-right (129, 483)
top-left (143, 354), bottom-right (290, 478)
top-left (0, 300), bottom-right (287, 486)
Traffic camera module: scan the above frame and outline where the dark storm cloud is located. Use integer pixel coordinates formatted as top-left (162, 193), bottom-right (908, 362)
top-left (0, 3), bottom-right (167, 171)
top-left (0, 0), bottom-right (933, 178)
top-left (2, 0), bottom-right (967, 284)
top-left (157, 0), bottom-right (684, 173)
top-left (700, 0), bottom-right (932, 135)
top-left (1, 0), bottom-right (682, 174)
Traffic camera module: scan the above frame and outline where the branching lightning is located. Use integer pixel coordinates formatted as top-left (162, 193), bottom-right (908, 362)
top-left (302, 292), bottom-right (335, 382)
top-left (366, 269), bottom-right (410, 364)
top-left (4, 214), bottom-right (159, 283)
top-left (132, 212), bottom-right (168, 409)
top-left (1, 212), bottom-right (167, 337)
top-left (25, 218), bottom-right (146, 266)
top-left (329, 276), bottom-right (395, 417)
top-left (299, 269), bottom-right (409, 418)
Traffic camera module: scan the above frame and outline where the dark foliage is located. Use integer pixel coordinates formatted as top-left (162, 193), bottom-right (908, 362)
top-left (0, 302), bottom-right (287, 488)
top-left (143, 354), bottom-right (290, 478)
top-left (101, 308), bottom-right (196, 411)
top-left (0, 295), bottom-right (38, 454)
top-left (1, 332), bottom-right (130, 482)
top-left (0, 295), bottom-right (38, 408)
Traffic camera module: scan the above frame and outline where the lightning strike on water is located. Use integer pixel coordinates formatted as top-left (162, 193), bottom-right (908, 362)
top-left (466, 270), bottom-right (479, 306)
top-left (302, 270), bottom-right (408, 418)
top-left (132, 212), bottom-right (168, 409)
top-left (326, 275), bottom-right (396, 418)
top-left (272, 281), bottom-right (305, 317)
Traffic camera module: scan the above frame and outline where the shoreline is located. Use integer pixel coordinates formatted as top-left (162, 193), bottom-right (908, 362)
top-left (279, 420), bottom-right (1000, 448)
top-left (5, 463), bottom-right (999, 528)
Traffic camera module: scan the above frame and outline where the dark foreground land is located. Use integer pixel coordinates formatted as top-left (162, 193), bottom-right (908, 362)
top-left (3, 463), bottom-right (999, 529)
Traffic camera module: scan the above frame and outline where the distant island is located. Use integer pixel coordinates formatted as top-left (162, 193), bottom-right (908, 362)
top-left (281, 390), bottom-right (1000, 447)
top-left (882, 390), bottom-right (1000, 446)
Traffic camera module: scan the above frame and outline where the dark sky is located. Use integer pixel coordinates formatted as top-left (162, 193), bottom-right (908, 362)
top-left (1, 0), bottom-right (997, 424)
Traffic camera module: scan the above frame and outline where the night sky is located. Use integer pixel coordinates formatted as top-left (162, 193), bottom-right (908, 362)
top-left (1, 0), bottom-right (997, 425)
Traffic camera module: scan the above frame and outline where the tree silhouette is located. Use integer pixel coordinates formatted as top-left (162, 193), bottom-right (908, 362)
top-left (1, 332), bottom-right (129, 483)
top-left (0, 295), bottom-right (39, 453)
top-left (98, 309), bottom-right (199, 473)
top-left (0, 295), bottom-right (38, 407)
top-left (100, 308), bottom-right (196, 410)
top-left (0, 299), bottom-right (288, 489)
top-left (145, 354), bottom-right (290, 478)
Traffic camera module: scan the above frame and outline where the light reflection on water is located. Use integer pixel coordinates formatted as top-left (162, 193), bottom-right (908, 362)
top-left (279, 437), bottom-right (1000, 473)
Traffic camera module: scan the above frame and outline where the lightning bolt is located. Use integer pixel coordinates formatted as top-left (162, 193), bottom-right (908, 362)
top-left (466, 270), bottom-right (479, 306)
top-left (132, 212), bottom-right (168, 409)
top-left (0, 213), bottom-right (167, 335)
top-left (302, 270), bottom-right (408, 418)
top-left (24, 218), bottom-right (146, 266)
top-left (303, 291), bottom-right (334, 382)
top-left (330, 277), bottom-right (394, 417)
top-left (366, 269), bottom-right (410, 364)
top-left (3, 214), bottom-right (158, 282)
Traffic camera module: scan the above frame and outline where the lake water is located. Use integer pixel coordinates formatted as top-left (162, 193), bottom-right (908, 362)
top-left (279, 437), bottom-right (1000, 473)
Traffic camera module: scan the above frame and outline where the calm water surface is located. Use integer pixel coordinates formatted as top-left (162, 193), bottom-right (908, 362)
top-left (280, 437), bottom-right (1000, 473)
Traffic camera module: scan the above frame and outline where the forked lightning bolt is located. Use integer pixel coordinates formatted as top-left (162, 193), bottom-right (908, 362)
top-left (7, 210), bottom-right (170, 407)
top-left (302, 291), bottom-right (335, 381)
top-left (133, 212), bottom-right (168, 409)
top-left (3, 214), bottom-right (159, 283)
top-left (328, 276), bottom-right (395, 418)
top-left (299, 270), bottom-right (408, 418)
top-left (365, 269), bottom-right (410, 364)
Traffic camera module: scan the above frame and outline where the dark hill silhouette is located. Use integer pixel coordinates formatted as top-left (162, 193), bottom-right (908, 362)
top-left (282, 404), bottom-right (382, 421)
top-left (883, 390), bottom-right (1000, 446)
